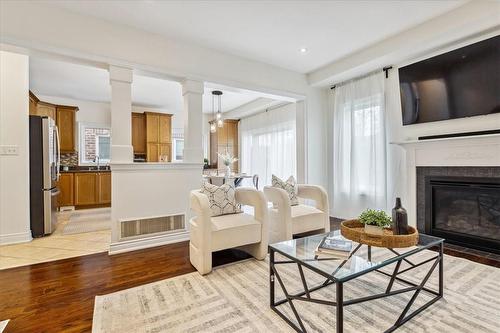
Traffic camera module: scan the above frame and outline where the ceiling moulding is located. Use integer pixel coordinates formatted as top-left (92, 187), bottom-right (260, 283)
top-left (0, 1), bottom-right (308, 99)
top-left (223, 98), bottom-right (287, 120)
top-left (307, 1), bottom-right (500, 87)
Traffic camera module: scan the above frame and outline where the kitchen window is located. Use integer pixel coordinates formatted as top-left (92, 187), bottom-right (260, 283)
top-left (172, 138), bottom-right (184, 162)
top-left (79, 123), bottom-right (111, 165)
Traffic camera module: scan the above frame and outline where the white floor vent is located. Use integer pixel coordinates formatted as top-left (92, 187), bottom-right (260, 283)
top-left (119, 214), bottom-right (185, 240)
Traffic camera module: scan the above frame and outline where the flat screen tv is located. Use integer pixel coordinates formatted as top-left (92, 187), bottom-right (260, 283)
top-left (399, 35), bottom-right (499, 126)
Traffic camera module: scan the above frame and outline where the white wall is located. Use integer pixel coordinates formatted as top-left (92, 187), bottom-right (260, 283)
top-left (36, 95), bottom-right (111, 125)
top-left (110, 163), bottom-right (202, 253)
top-left (0, 51), bottom-right (31, 245)
top-left (305, 87), bottom-right (328, 189)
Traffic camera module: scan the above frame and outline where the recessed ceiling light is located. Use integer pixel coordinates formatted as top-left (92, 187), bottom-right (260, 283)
top-left (299, 48), bottom-right (308, 54)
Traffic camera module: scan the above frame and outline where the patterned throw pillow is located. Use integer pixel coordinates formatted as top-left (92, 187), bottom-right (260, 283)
top-left (272, 175), bottom-right (299, 206)
top-left (200, 182), bottom-right (242, 217)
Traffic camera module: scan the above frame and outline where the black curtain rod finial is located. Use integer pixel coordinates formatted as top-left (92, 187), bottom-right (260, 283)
top-left (329, 65), bottom-right (393, 89)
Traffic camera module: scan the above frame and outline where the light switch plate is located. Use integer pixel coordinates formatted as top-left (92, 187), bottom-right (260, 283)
top-left (0, 145), bottom-right (19, 155)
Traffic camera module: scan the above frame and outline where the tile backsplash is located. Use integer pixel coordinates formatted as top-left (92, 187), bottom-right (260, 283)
top-left (60, 152), bottom-right (78, 167)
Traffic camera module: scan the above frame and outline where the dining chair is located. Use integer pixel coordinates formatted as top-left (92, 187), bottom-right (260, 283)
top-left (252, 174), bottom-right (259, 190)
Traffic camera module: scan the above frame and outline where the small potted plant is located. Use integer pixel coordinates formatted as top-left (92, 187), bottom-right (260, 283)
top-left (359, 209), bottom-right (392, 235)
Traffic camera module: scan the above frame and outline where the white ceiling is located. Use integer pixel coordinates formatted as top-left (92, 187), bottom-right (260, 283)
top-left (40, 0), bottom-right (467, 73)
top-left (29, 57), bottom-right (269, 114)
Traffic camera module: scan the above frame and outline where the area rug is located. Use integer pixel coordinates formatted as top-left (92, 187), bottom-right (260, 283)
top-left (92, 248), bottom-right (500, 333)
top-left (0, 320), bottom-right (9, 333)
top-left (63, 208), bottom-right (111, 235)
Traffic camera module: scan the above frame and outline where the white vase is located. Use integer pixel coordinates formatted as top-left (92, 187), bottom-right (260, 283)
top-left (364, 224), bottom-right (384, 235)
top-left (225, 165), bottom-right (231, 177)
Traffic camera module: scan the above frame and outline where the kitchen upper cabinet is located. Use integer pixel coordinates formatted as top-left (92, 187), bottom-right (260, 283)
top-left (35, 103), bottom-right (57, 121)
top-left (57, 173), bottom-right (74, 207)
top-left (29, 92), bottom-right (38, 116)
top-left (132, 113), bottom-right (146, 154)
top-left (29, 91), bottom-right (78, 153)
top-left (146, 113), bottom-right (160, 143)
top-left (56, 106), bottom-right (78, 153)
top-left (158, 115), bottom-right (171, 143)
top-left (210, 119), bottom-right (239, 172)
top-left (98, 172), bottom-right (111, 204)
top-left (74, 173), bottom-right (98, 206)
top-left (144, 112), bottom-right (172, 162)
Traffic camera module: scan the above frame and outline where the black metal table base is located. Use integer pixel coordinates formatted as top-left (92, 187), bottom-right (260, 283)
top-left (269, 243), bottom-right (444, 333)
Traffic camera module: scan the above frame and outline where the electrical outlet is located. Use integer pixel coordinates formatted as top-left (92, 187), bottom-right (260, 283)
top-left (0, 145), bottom-right (19, 155)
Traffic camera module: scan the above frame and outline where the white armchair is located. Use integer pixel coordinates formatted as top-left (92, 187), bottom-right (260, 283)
top-left (264, 184), bottom-right (330, 244)
top-left (189, 187), bottom-right (268, 275)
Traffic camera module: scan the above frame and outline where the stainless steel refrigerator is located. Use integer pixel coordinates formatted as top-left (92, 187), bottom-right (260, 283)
top-left (29, 115), bottom-right (60, 237)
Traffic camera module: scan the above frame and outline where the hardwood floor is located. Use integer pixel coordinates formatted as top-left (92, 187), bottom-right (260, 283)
top-left (0, 242), bottom-right (195, 333)
top-left (1, 218), bottom-right (498, 332)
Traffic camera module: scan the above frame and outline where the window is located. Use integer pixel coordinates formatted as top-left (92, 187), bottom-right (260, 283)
top-left (173, 138), bottom-right (184, 161)
top-left (79, 123), bottom-right (111, 164)
top-left (331, 71), bottom-right (387, 219)
top-left (172, 128), bottom-right (184, 162)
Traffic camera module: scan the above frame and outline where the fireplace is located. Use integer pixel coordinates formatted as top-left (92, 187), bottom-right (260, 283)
top-left (417, 167), bottom-right (500, 254)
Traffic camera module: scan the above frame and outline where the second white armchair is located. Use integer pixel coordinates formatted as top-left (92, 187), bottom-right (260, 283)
top-left (264, 184), bottom-right (330, 244)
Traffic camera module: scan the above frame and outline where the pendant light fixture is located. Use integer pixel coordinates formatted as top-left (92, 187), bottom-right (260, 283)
top-left (211, 90), bottom-right (223, 132)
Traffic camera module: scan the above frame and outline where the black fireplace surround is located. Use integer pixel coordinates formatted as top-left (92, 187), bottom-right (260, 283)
top-left (417, 167), bottom-right (500, 254)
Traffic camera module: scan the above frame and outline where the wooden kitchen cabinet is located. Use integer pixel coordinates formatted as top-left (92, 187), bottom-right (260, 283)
top-left (146, 143), bottom-right (159, 162)
top-left (132, 113), bottom-right (146, 154)
top-left (36, 103), bottom-right (57, 121)
top-left (73, 172), bottom-right (111, 207)
top-left (158, 115), bottom-right (171, 143)
top-left (210, 119), bottom-right (239, 172)
top-left (146, 113), bottom-right (160, 143)
top-left (98, 173), bottom-right (111, 204)
top-left (74, 173), bottom-right (99, 206)
top-left (56, 106), bottom-right (78, 153)
top-left (145, 112), bottom-right (172, 162)
top-left (57, 173), bottom-right (74, 207)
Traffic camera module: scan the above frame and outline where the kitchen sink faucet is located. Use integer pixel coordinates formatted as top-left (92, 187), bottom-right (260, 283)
top-left (94, 155), bottom-right (101, 170)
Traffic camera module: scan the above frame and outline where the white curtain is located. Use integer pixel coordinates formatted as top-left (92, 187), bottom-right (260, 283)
top-left (331, 71), bottom-right (387, 219)
top-left (240, 104), bottom-right (296, 186)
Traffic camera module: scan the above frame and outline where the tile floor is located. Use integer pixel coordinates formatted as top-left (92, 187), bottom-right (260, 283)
top-left (0, 210), bottom-right (111, 270)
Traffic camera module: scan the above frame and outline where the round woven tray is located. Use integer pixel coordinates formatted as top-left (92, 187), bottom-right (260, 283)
top-left (340, 219), bottom-right (418, 248)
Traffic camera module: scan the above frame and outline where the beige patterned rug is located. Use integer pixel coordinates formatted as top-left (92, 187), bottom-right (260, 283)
top-left (92, 248), bottom-right (500, 333)
top-left (63, 208), bottom-right (111, 235)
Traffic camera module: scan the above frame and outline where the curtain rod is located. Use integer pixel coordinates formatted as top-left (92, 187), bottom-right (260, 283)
top-left (330, 66), bottom-right (393, 90)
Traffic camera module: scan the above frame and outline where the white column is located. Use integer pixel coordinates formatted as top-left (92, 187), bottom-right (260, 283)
top-left (182, 79), bottom-right (204, 163)
top-left (109, 65), bottom-right (133, 163)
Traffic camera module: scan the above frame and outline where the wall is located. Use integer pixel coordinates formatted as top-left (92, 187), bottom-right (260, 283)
top-left (109, 163), bottom-right (202, 253)
top-left (305, 87), bottom-right (328, 189)
top-left (0, 51), bottom-right (31, 244)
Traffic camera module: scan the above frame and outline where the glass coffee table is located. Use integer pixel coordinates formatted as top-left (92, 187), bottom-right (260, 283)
top-left (269, 231), bottom-right (444, 333)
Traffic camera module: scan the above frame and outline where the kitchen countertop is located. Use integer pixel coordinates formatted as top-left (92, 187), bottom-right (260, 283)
top-left (60, 167), bottom-right (111, 173)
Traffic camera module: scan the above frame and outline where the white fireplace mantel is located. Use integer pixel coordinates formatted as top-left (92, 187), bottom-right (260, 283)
top-left (391, 133), bottom-right (500, 226)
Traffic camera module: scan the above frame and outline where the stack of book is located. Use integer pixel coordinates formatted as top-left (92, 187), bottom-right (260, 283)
top-left (315, 235), bottom-right (353, 259)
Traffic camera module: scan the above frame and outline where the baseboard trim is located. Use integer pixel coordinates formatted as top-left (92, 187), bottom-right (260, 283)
top-left (108, 230), bottom-right (190, 255)
top-left (0, 231), bottom-right (32, 245)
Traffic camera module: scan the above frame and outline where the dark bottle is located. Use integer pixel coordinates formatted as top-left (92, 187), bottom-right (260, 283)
top-left (392, 197), bottom-right (408, 235)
